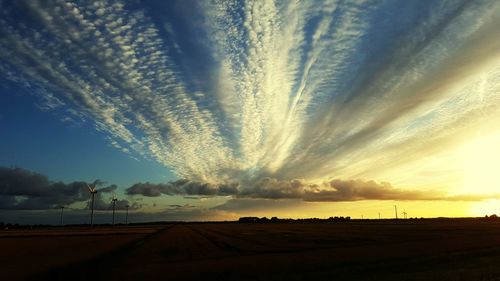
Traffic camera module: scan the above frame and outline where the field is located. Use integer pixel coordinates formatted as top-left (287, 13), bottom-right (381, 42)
top-left (2, 219), bottom-right (500, 281)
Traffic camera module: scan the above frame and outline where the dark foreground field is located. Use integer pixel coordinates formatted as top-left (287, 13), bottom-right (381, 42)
top-left (2, 219), bottom-right (500, 281)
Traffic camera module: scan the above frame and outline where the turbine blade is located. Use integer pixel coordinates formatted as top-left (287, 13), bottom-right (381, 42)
top-left (86, 184), bottom-right (93, 192)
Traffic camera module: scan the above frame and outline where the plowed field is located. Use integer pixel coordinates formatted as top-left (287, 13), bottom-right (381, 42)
top-left (3, 219), bottom-right (500, 280)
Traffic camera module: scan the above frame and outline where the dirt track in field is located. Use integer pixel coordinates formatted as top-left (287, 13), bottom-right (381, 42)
top-left (3, 219), bottom-right (500, 281)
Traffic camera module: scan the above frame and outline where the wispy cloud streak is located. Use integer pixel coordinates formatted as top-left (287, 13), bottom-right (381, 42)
top-left (1, 0), bottom-right (499, 195)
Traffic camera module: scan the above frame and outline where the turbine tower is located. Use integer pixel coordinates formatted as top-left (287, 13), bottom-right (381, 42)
top-left (59, 206), bottom-right (65, 226)
top-left (394, 205), bottom-right (398, 219)
top-left (111, 195), bottom-right (118, 226)
top-left (87, 183), bottom-right (98, 227)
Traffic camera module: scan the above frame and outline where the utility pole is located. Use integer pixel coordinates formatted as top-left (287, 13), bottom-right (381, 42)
top-left (394, 205), bottom-right (398, 219)
top-left (125, 205), bottom-right (129, 224)
top-left (90, 191), bottom-right (96, 227)
top-left (112, 197), bottom-right (118, 225)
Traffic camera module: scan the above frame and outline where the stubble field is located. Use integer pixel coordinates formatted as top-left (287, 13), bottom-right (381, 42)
top-left (2, 219), bottom-right (500, 281)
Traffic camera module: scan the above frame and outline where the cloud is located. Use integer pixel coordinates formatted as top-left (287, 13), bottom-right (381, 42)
top-left (1, 165), bottom-right (493, 213)
top-left (304, 180), bottom-right (439, 202)
top-left (1, 166), bottom-right (497, 224)
top-left (238, 178), bottom-right (491, 202)
top-left (98, 184), bottom-right (118, 193)
top-left (0, 167), bottom-right (134, 210)
top-left (126, 180), bottom-right (238, 197)
top-left (126, 177), bottom-right (496, 202)
top-left (126, 182), bottom-right (166, 197)
top-left (1, 0), bottom-right (499, 196)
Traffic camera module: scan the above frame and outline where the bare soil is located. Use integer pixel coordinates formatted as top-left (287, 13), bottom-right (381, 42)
top-left (3, 219), bottom-right (500, 281)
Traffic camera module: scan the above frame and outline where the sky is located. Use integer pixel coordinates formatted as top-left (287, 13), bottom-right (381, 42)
top-left (1, 0), bottom-right (500, 224)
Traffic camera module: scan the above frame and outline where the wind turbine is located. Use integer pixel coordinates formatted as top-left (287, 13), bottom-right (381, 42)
top-left (394, 205), bottom-right (398, 219)
top-left (87, 183), bottom-right (98, 227)
top-left (111, 195), bottom-right (118, 226)
top-left (59, 206), bottom-right (65, 226)
top-left (403, 210), bottom-right (408, 219)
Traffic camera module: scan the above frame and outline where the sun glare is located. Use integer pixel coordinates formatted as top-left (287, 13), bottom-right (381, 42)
top-left (468, 199), bottom-right (500, 217)
top-left (458, 132), bottom-right (500, 196)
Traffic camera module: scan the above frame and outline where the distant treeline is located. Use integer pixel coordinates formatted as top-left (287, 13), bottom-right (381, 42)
top-left (238, 215), bottom-right (500, 223)
top-left (1, 215), bottom-right (498, 228)
top-left (238, 216), bottom-right (352, 223)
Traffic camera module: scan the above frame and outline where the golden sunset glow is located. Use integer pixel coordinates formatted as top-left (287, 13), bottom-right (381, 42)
top-left (458, 132), bottom-right (500, 195)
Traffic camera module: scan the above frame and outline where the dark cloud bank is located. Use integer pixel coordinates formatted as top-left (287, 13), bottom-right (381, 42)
top-left (126, 177), bottom-right (489, 202)
top-left (0, 167), bottom-right (137, 210)
top-left (1, 166), bottom-right (493, 212)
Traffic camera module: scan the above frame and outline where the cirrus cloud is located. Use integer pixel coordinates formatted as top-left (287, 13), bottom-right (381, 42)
top-left (1, 0), bottom-right (499, 196)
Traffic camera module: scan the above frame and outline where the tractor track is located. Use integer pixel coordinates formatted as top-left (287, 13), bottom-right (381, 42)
top-left (29, 224), bottom-right (176, 281)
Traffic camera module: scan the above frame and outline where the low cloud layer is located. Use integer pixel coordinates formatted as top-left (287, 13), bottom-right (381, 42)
top-left (1, 166), bottom-right (498, 224)
top-left (0, 167), bottom-right (136, 210)
top-left (1, 166), bottom-right (496, 213)
top-left (126, 180), bottom-right (238, 197)
top-left (126, 177), bottom-right (494, 202)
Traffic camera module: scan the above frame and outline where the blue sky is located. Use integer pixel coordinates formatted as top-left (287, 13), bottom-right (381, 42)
top-left (1, 0), bottom-right (500, 223)
top-left (0, 80), bottom-right (173, 187)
